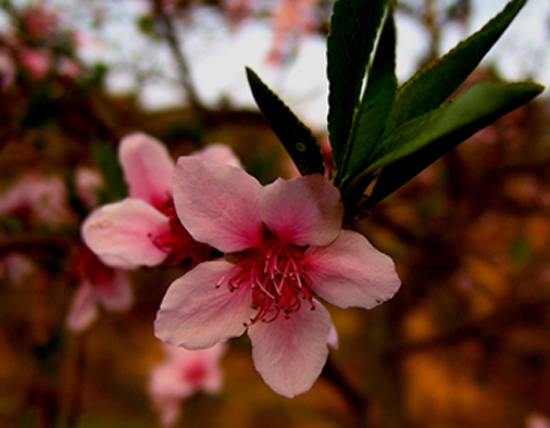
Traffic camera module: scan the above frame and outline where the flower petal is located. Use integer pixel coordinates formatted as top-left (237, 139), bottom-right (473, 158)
top-left (173, 157), bottom-right (263, 252)
top-left (327, 323), bottom-right (339, 350)
top-left (247, 300), bottom-right (331, 398)
top-left (66, 281), bottom-right (98, 332)
top-left (304, 230), bottom-right (401, 309)
top-left (259, 174), bottom-right (344, 247)
top-left (82, 198), bottom-right (171, 269)
top-left (96, 269), bottom-right (133, 311)
top-left (119, 133), bottom-right (174, 208)
top-left (155, 261), bottom-right (254, 349)
top-left (190, 143), bottom-right (242, 168)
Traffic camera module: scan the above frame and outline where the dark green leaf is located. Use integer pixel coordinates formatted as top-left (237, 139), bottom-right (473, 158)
top-left (91, 141), bottom-right (127, 203)
top-left (336, 9), bottom-right (397, 188)
top-left (362, 81), bottom-right (544, 209)
top-left (383, 0), bottom-right (527, 135)
top-left (20, 84), bottom-right (56, 128)
top-left (246, 67), bottom-right (324, 176)
top-left (327, 0), bottom-right (388, 169)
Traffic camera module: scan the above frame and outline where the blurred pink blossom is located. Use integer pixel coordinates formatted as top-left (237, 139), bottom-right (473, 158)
top-left (266, 0), bottom-right (320, 64)
top-left (82, 133), bottom-right (241, 269)
top-left (58, 57), bottom-right (81, 78)
top-left (0, 49), bottom-right (15, 90)
top-left (0, 252), bottom-right (34, 286)
top-left (155, 158), bottom-right (401, 397)
top-left (0, 172), bottom-right (75, 227)
top-left (527, 414), bottom-right (550, 428)
top-left (19, 5), bottom-right (60, 42)
top-left (18, 48), bottom-right (51, 79)
top-left (221, 0), bottom-right (255, 24)
top-left (148, 342), bottom-right (226, 427)
top-left (66, 245), bottom-right (132, 332)
top-left (75, 167), bottom-right (104, 209)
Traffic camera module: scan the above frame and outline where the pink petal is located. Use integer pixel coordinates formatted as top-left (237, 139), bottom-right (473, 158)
top-left (247, 300), bottom-right (331, 398)
top-left (66, 281), bottom-right (99, 332)
top-left (304, 230), bottom-right (401, 309)
top-left (259, 174), bottom-right (344, 247)
top-left (327, 324), bottom-right (339, 350)
top-left (190, 143), bottom-right (242, 168)
top-left (119, 133), bottom-right (174, 208)
top-left (172, 157), bottom-right (263, 253)
top-left (82, 198), bottom-right (171, 269)
top-left (155, 261), bottom-right (254, 349)
top-left (96, 269), bottom-right (133, 311)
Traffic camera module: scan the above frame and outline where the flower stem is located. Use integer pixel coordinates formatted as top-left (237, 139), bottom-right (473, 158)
top-left (321, 356), bottom-right (369, 427)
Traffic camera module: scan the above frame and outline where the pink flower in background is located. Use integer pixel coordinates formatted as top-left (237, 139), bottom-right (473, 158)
top-left (155, 158), bottom-right (401, 397)
top-left (18, 48), bottom-right (51, 79)
top-left (527, 414), bottom-right (550, 428)
top-left (0, 172), bottom-right (75, 227)
top-left (0, 253), bottom-right (34, 286)
top-left (0, 49), bottom-right (15, 90)
top-left (66, 245), bottom-right (132, 332)
top-left (149, 342), bottom-right (226, 427)
top-left (19, 5), bottom-right (59, 42)
top-left (82, 133), bottom-right (241, 269)
top-left (221, 0), bottom-right (255, 25)
top-left (75, 167), bottom-right (104, 209)
top-left (266, 0), bottom-right (320, 64)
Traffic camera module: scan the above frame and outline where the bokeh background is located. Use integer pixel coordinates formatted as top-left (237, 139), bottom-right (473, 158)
top-left (1, 1), bottom-right (550, 427)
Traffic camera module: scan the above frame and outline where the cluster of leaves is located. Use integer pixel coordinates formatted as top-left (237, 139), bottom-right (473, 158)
top-left (247, 0), bottom-right (544, 220)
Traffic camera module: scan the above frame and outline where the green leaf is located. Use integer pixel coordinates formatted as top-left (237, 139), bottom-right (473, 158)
top-left (327, 0), bottom-right (388, 170)
top-left (245, 67), bottom-right (324, 176)
top-left (362, 80), bottom-right (544, 209)
top-left (336, 9), bottom-right (397, 188)
top-left (383, 0), bottom-right (527, 134)
top-left (91, 141), bottom-right (127, 203)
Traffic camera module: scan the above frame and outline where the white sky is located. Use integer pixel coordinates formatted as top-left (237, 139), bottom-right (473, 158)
top-left (4, 0), bottom-right (550, 130)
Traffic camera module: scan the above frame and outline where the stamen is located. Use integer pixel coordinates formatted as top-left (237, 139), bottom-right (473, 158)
top-left (223, 237), bottom-right (314, 325)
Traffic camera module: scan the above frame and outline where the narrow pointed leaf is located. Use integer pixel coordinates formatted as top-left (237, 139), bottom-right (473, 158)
top-left (92, 141), bottom-right (127, 203)
top-left (361, 81), bottom-right (544, 209)
top-left (327, 0), bottom-right (388, 170)
top-left (246, 67), bottom-right (324, 176)
top-left (336, 9), bottom-right (397, 189)
top-left (383, 0), bottom-right (527, 134)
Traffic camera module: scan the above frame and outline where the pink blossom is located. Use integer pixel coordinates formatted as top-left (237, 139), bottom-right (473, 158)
top-left (0, 253), bottom-right (34, 286)
top-left (75, 167), bottom-right (104, 209)
top-left (82, 133), bottom-right (241, 269)
top-left (527, 414), bottom-right (550, 428)
top-left (148, 342), bottom-right (226, 427)
top-left (266, 0), bottom-right (320, 64)
top-left (0, 173), bottom-right (75, 227)
top-left (0, 49), bottom-right (15, 90)
top-left (19, 5), bottom-right (60, 42)
top-left (18, 48), bottom-right (51, 79)
top-left (58, 58), bottom-right (81, 78)
top-left (221, 0), bottom-right (255, 24)
top-left (66, 245), bottom-right (133, 332)
top-left (154, 158), bottom-right (401, 397)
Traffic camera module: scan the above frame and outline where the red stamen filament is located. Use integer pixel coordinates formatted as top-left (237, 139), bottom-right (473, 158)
top-left (221, 241), bottom-right (314, 325)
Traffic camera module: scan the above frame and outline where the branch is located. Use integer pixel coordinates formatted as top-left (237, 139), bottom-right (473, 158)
top-left (321, 357), bottom-right (369, 427)
top-left (150, 0), bottom-right (205, 111)
top-left (383, 298), bottom-right (550, 359)
top-left (0, 233), bottom-right (77, 257)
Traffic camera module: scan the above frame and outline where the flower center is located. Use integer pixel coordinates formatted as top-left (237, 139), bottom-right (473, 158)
top-left (148, 198), bottom-right (214, 266)
top-left (220, 235), bottom-right (315, 325)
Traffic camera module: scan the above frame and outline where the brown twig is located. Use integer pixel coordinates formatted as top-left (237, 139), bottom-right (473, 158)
top-left (383, 298), bottom-right (550, 359)
top-left (321, 357), bottom-right (369, 427)
top-left (151, 0), bottom-right (205, 112)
